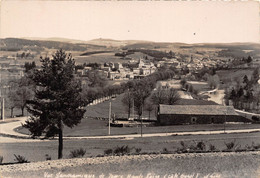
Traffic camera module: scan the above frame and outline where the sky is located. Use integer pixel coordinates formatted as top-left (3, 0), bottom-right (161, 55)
top-left (0, 1), bottom-right (259, 43)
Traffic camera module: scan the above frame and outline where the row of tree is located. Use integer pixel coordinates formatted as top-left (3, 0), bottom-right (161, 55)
top-left (121, 70), bottom-right (178, 120)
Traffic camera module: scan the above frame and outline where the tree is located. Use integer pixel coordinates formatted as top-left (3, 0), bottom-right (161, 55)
top-left (23, 49), bottom-right (86, 159)
top-left (6, 89), bottom-right (18, 118)
top-left (16, 86), bottom-right (34, 116)
top-left (247, 56), bottom-right (252, 63)
top-left (167, 88), bottom-right (180, 105)
top-left (243, 75), bottom-right (249, 85)
top-left (122, 90), bottom-right (133, 119)
top-left (207, 74), bottom-right (220, 89)
top-left (7, 77), bottom-right (34, 116)
top-left (145, 100), bottom-right (154, 120)
top-left (237, 87), bottom-right (244, 98)
top-left (151, 87), bottom-right (165, 106)
top-left (251, 68), bottom-right (259, 84)
top-left (151, 87), bottom-right (180, 105)
top-left (24, 61), bottom-right (36, 73)
top-left (131, 82), bottom-right (152, 137)
top-left (180, 78), bottom-right (187, 88)
top-left (229, 88), bottom-right (237, 100)
top-left (86, 70), bottom-right (107, 88)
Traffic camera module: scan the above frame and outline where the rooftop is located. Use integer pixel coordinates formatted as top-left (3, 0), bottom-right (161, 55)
top-left (159, 104), bottom-right (238, 116)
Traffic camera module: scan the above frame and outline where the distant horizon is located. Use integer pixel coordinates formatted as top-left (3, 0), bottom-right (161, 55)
top-left (1, 36), bottom-right (260, 45)
top-left (1, 1), bottom-right (259, 44)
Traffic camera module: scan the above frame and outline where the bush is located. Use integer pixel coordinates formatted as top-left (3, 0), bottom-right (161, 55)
top-left (135, 148), bottom-right (142, 154)
top-left (113, 145), bottom-right (130, 156)
top-left (177, 141), bottom-right (208, 153)
top-left (0, 156), bottom-right (3, 164)
top-left (104, 148), bottom-right (113, 156)
top-left (196, 141), bottom-right (206, 151)
top-left (45, 154), bottom-right (51, 161)
top-left (104, 146), bottom-right (142, 156)
top-left (252, 116), bottom-right (260, 122)
top-left (14, 154), bottom-right (29, 163)
top-left (209, 144), bottom-right (217, 152)
top-left (176, 141), bottom-right (188, 153)
top-left (180, 141), bottom-right (185, 148)
top-left (252, 143), bottom-right (260, 150)
top-left (162, 148), bottom-right (170, 154)
top-left (224, 140), bottom-right (238, 151)
top-left (69, 148), bottom-right (86, 158)
top-left (246, 142), bottom-right (260, 151)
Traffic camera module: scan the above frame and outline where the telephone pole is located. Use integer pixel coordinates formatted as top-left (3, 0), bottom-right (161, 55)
top-left (108, 100), bottom-right (111, 135)
top-left (0, 73), bottom-right (4, 121)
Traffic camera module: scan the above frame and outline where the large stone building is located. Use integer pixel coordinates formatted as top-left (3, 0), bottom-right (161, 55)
top-left (157, 104), bottom-right (250, 125)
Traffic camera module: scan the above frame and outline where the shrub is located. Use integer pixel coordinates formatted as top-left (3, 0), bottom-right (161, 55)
top-left (176, 141), bottom-right (188, 153)
top-left (162, 148), bottom-right (170, 154)
top-left (253, 143), bottom-right (260, 150)
top-left (251, 116), bottom-right (260, 122)
top-left (224, 140), bottom-right (238, 151)
top-left (104, 148), bottom-right (113, 156)
top-left (14, 154), bottom-right (29, 163)
top-left (180, 141), bottom-right (185, 148)
top-left (209, 144), bottom-right (217, 152)
top-left (113, 145), bottom-right (130, 156)
top-left (249, 142), bottom-right (260, 150)
top-left (0, 156), bottom-right (3, 164)
top-left (135, 148), bottom-right (142, 154)
top-left (45, 154), bottom-right (51, 161)
top-left (69, 148), bottom-right (86, 158)
top-left (188, 145), bottom-right (197, 152)
top-left (196, 141), bottom-right (206, 151)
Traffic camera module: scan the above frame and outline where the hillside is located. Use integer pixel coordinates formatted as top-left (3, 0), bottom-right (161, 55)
top-left (1, 38), bottom-right (259, 63)
top-left (0, 38), bottom-right (106, 52)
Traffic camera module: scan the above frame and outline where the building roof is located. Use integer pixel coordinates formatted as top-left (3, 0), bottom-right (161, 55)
top-left (175, 99), bottom-right (218, 105)
top-left (159, 104), bottom-right (238, 116)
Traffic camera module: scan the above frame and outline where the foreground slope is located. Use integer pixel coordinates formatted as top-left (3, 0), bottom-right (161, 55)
top-left (1, 152), bottom-right (260, 177)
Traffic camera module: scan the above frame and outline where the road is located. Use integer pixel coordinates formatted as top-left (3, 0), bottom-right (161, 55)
top-left (0, 117), bottom-right (260, 163)
top-left (0, 117), bottom-right (260, 142)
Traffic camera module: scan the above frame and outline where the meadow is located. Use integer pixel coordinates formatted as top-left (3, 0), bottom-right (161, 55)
top-left (216, 69), bottom-right (254, 83)
top-left (0, 132), bottom-right (259, 163)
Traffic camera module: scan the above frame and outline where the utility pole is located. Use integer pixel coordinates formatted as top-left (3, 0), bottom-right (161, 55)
top-left (0, 72), bottom-right (3, 121)
top-left (108, 100), bottom-right (111, 135)
top-left (132, 99), bottom-right (135, 119)
top-left (141, 104), bottom-right (143, 137)
top-left (224, 110), bottom-right (227, 133)
top-left (1, 98), bottom-right (4, 121)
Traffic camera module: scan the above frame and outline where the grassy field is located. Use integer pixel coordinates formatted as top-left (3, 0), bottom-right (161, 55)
top-left (84, 94), bottom-right (157, 120)
top-left (216, 69), bottom-right (254, 83)
top-left (17, 116), bottom-right (260, 137)
top-left (74, 53), bottom-right (126, 64)
top-left (0, 132), bottom-right (259, 163)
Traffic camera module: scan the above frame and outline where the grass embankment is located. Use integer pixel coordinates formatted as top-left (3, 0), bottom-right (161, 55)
top-left (1, 152), bottom-right (260, 177)
top-left (1, 132), bottom-right (259, 163)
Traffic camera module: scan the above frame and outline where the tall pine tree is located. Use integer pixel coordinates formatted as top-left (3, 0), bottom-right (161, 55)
top-left (23, 49), bottom-right (86, 159)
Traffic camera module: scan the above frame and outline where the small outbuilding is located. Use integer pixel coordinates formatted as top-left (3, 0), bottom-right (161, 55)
top-left (157, 104), bottom-right (250, 125)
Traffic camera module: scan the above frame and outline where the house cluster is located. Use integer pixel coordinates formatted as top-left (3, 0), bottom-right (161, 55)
top-left (77, 58), bottom-right (157, 80)
top-left (157, 55), bottom-right (231, 73)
